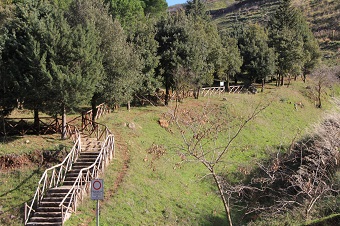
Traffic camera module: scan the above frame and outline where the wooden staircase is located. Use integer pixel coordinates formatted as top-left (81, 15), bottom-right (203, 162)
top-left (26, 138), bottom-right (102, 226)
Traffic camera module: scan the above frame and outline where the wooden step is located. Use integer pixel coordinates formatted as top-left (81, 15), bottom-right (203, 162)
top-left (42, 196), bottom-right (70, 203)
top-left (26, 222), bottom-right (61, 226)
top-left (28, 216), bottom-right (62, 223)
top-left (62, 180), bottom-right (86, 186)
top-left (34, 212), bottom-right (61, 217)
top-left (36, 206), bottom-right (61, 212)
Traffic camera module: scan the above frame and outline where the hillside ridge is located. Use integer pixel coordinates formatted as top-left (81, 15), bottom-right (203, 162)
top-left (171, 0), bottom-right (339, 63)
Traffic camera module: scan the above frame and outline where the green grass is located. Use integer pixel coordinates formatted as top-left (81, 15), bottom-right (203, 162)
top-left (304, 214), bottom-right (340, 226)
top-left (0, 167), bottom-right (44, 225)
top-left (0, 134), bottom-right (73, 155)
top-left (1, 80), bottom-right (338, 225)
top-left (206, 0), bottom-right (234, 11)
top-left (65, 81), bottom-right (333, 225)
top-left (65, 105), bottom-right (228, 225)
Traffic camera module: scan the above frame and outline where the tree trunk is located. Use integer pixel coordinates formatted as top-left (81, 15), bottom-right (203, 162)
top-left (34, 108), bottom-right (40, 135)
top-left (261, 78), bottom-right (265, 92)
top-left (287, 75), bottom-right (291, 87)
top-left (61, 104), bottom-right (67, 140)
top-left (194, 88), bottom-right (200, 99)
top-left (91, 94), bottom-right (98, 122)
top-left (280, 75), bottom-right (284, 86)
top-left (227, 75), bottom-right (230, 92)
top-left (212, 172), bottom-right (233, 226)
top-left (1, 114), bottom-right (7, 142)
top-left (127, 101), bottom-right (131, 111)
top-left (165, 75), bottom-right (170, 106)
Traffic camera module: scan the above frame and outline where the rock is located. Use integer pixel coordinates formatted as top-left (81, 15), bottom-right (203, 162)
top-left (128, 122), bottom-right (136, 129)
top-left (158, 119), bottom-right (169, 128)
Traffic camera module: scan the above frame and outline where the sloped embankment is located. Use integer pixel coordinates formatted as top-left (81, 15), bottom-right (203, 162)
top-left (231, 98), bottom-right (340, 224)
top-left (0, 149), bottom-right (68, 171)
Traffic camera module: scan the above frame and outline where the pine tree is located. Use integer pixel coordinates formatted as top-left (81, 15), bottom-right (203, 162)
top-left (141, 0), bottom-right (167, 16)
top-left (105, 0), bottom-right (144, 30)
top-left (238, 24), bottom-right (275, 90)
top-left (268, 0), bottom-right (304, 86)
top-left (185, 0), bottom-right (208, 19)
top-left (1, 1), bottom-right (55, 128)
top-left (217, 36), bottom-right (242, 91)
top-left (68, 0), bottom-right (143, 111)
top-left (156, 11), bottom-right (223, 103)
top-left (296, 12), bottom-right (321, 82)
top-left (1, 0), bottom-right (103, 138)
top-left (130, 17), bottom-right (161, 101)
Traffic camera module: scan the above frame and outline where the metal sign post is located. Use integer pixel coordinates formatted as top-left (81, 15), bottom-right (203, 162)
top-left (91, 179), bottom-right (104, 226)
top-left (96, 200), bottom-right (99, 226)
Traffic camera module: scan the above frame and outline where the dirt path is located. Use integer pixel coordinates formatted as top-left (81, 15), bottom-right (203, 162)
top-left (108, 130), bottom-right (130, 196)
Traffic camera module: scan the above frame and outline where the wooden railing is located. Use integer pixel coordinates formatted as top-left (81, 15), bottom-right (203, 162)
top-left (23, 120), bottom-right (113, 225)
top-left (81, 118), bottom-right (111, 141)
top-left (0, 117), bottom-right (61, 136)
top-left (81, 103), bottom-right (110, 129)
top-left (228, 85), bottom-right (244, 93)
top-left (24, 123), bottom-right (81, 225)
top-left (59, 131), bottom-right (114, 223)
top-left (200, 86), bottom-right (225, 97)
top-left (1, 104), bottom-right (110, 137)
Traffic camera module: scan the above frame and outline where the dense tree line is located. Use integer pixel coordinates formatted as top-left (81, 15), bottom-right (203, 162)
top-left (0, 0), bottom-right (320, 131)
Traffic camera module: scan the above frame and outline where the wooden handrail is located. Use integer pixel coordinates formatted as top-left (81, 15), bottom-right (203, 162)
top-left (24, 124), bottom-right (81, 225)
top-left (23, 103), bottom-right (112, 225)
top-left (59, 133), bottom-right (114, 223)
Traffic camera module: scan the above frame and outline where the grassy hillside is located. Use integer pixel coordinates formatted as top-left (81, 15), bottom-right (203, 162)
top-left (206, 0), bottom-right (340, 65)
top-left (1, 81), bottom-right (338, 225)
top-left (64, 82), bottom-right (335, 225)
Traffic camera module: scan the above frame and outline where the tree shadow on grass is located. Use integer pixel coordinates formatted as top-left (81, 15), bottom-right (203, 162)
top-left (0, 135), bottom-right (25, 144)
top-left (202, 214), bottom-right (229, 226)
top-left (0, 168), bottom-right (43, 223)
top-left (0, 168), bottom-right (42, 198)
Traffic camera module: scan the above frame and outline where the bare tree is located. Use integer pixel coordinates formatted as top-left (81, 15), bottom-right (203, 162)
top-left (166, 100), bottom-right (270, 226)
top-left (309, 66), bottom-right (340, 108)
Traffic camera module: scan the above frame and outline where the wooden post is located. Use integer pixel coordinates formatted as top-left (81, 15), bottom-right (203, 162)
top-left (24, 203), bottom-right (27, 223)
top-left (34, 108), bottom-right (40, 135)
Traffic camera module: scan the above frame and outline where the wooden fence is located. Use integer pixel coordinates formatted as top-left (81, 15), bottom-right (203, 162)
top-left (0, 117), bottom-right (61, 136)
top-left (0, 103), bottom-right (110, 137)
top-left (228, 85), bottom-right (244, 93)
top-left (195, 85), bottom-right (247, 97)
top-left (200, 87), bottom-right (225, 97)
